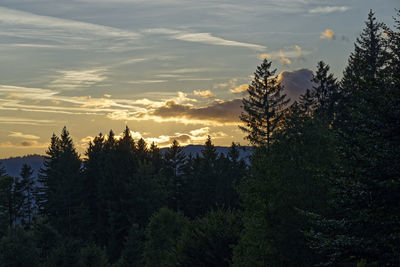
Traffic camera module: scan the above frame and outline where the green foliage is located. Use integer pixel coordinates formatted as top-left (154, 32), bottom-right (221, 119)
top-left (115, 224), bottom-right (145, 267)
top-left (0, 227), bottom-right (40, 267)
top-left (305, 10), bottom-right (400, 266)
top-left (234, 58), bottom-right (338, 267)
top-left (176, 209), bottom-right (242, 267)
top-left (143, 207), bottom-right (189, 267)
top-left (78, 243), bottom-right (110, 267)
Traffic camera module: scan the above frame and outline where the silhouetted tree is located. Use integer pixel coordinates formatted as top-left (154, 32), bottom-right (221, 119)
top-left (164, 140), bottom-right (186, 212)
top-left (37, 127), bottom-right (83, 237)
top-left (18, 164), bottom-right (36, 228)
top-left (240, 59), bottom-right (290, 147)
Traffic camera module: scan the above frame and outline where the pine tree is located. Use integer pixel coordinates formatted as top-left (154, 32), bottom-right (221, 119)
top-left (38, 127), bottom-right (83, 236)
top-left (0, 175), bottom-right (16, 230)
top-left (18, 164), bottom-right (36, 228)
top-left (215, 142), bottom-right (246, 209)
top-left (149, 142), bottom-right (162, 174)
top-left (164, 140), bottom-right (186, 212)
top-left (311, 61), bottom-right (339, 120)
top-left (240, 58), bottom-right (290, 147)
top-left (136, 138), bottom-right (149, 164)
top-left (306, 11), bottom-right (400, 266)
top-left (0, 162), bottom-right (6, 177)
top-left (83, 133), bottom-right (105, 242)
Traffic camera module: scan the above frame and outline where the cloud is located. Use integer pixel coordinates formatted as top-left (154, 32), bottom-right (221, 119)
top-left (214, 78), bottom-right (238, 89)
top-left (0, 116), bottom-right (55, 126)
top-left (0, 140), bottom-right (48, 148)
top-left (230, 84), bottom-right (249, 94)
top-left (151, 98), bottom-right (242, 125)
top-left (193, 90), bottom-right (215, 98)
top-left (0, 7), bottom-right (141, 51)
top-left (0, 84), bottom-right (234, 126)
top-left (146, 127), bottom-right (226, 147)
top-left (320, 29), bottom-right (335, 40)
top-left (309, 6), bottom-right (350, 14)
top-left (145, 28), bottom-right (265, 50)
top-left (166, 68), bottom-right (212, 74)
top-left (9, 131), bottom-right (40, 140)
top-left (0, 7), bottom-right (140, 40)
top-left (258, 45), bottom-right (309, 65)
top-left (277, 69), bottom-right (314, 100)
top-left (127, 80), bottom-right (168, 84)
top-left (212, 78), bottom-right (248, 94)
top-left (51, 68), bottom-right (108, 90)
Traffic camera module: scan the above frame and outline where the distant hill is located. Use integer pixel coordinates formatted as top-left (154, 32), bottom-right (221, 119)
top-left (0, 145), bottom-right (252, 178)
top-left (0, 154), bottom-right (44, 178)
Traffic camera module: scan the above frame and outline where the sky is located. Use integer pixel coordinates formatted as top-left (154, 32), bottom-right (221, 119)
top-left (0, 0), bottom-right (398, 158)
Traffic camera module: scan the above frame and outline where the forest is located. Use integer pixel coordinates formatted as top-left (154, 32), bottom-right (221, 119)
top-left (0, 10), bottom-right (399, 267)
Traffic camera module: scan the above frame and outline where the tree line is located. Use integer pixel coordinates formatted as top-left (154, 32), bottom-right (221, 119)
top-left (0, 10), bottom-right (399, 266)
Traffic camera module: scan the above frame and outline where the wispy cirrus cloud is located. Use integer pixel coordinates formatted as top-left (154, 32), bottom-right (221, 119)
top-left (144, 28), bottom-right (265, 50)
top-left (9, 131), bottom-right (40, 140)
top-left (50, 68), bottom-right (108, 90)
top-left (0, 116), bottom-right (55, 126)
top-left (0, 7), bottom-right (140, 39)
top-left (309, 6), bottom-right (350, 14)
top-left (0, 7), bottom-right (141, 51)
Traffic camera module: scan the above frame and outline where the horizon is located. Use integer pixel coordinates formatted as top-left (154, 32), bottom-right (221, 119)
top-left (0, 0), bottom-right (398, 158)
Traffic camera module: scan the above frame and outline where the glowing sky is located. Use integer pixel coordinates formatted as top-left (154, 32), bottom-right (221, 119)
top-left (0, 0), bottom-right (397, 157)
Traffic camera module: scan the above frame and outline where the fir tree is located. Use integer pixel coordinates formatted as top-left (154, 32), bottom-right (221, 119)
top-left (240, 58), bottom-right (290, 147)
top-left (306, 11), bottom-right (400, 266)
top-left (311, 61), bottom-right (339, 120)
top-left (37, 127), bottom-right (83, 236)
top-left (18, 164), bottom-right (36, 228)
top-left (164, 140), bottom-right (186, 212)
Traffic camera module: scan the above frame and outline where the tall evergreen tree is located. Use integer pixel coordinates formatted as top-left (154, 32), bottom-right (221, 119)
top-left (164, 140), bottom-right (186, 212)
top-left (83, 133), bottom-right (105, 242)
top-left (18, 164), bottom-right (36, 228)
top-left (311, 61), bottom-right (339, 120)
top-left (240, 58), bottom-right (290, 147)
top-left (306, 11), bottom-right (400, 266)
top-left (37, 127), bottom-right (83, 236)
top-left (0, 175), bottom-right (18, 231)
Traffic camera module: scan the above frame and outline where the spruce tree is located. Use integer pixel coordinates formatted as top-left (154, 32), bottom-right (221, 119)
top-left (83, 133), bottom-right (105, 242)
top-left (38, 127), bottom-right (83, 236)
top-left (306, 11), bottom-right (400, 266)
top-left (311, 61), bottom-right (339, 120)
top-left (240, 58), bottom-right (290, 147)
top-left (0, 175), bottom-right (17, 230)
top-left (164, 140), bottom-right (186, 212)
top-left (19, 164), bottom-right (36, 228)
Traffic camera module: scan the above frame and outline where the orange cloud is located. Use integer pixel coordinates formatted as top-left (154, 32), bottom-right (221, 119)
top-left (320, 29), bottom-right (335, 40)
top-left (193, 89), bottom-right (215, 98)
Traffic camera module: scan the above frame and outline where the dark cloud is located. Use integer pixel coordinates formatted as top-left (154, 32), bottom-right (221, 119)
top-left (152, 99), bottom-right (242, 124)
top-left (159, 134), bottom-right (191, 146)
top-left (21, 140), bottom-right (39, 147)
top-left (277, 69), bottom-right (314, 101)
top-left (150, 70), bottom-right (313, 124)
